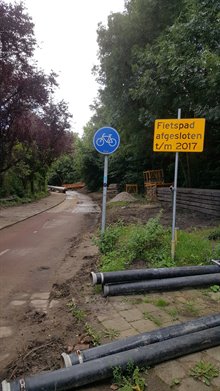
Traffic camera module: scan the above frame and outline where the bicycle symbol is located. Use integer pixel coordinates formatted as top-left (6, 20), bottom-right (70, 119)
top-left (96, 133), bottom-right (117, 148)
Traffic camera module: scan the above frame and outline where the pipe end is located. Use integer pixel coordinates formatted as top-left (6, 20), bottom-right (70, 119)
top-left (211, 259), bottom-right (220, 267)
top-left (76, 349), bottom-right (84, 364)
top-left (100, 272), bottom-right (104, 284)
top-left (90, 272), bottom-right (98, 285)
top-left (103, 285), bottom-right (109, 297)
top-left (61, 353), bottom-right (72, 368)
top-left (1, 381), bottom-right (11, 391)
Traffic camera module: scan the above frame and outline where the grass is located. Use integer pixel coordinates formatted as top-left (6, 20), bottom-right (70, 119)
top-left (166, 301), bottom-right (199, 318)
top-left (94, 217), bottom-right (220, 273)
top-left (183, 300), bottom-right (199, 316)
top-left (208, 228), bottom-right (220, 241)
top-left (154, 298), bottom-right (169, 308)
top-left (0, 191), bottom-right (49, 207)
top-left (112, 362), bottom-right (146, 391)
top-left (170, 378), bottom-right (181, 387)
top-left (190, 360), bottom-right (219, 386)
top-left (142, 296), bottom-right (152, 304)
top-left (210, 285), bottom-right (220, 293)
top-left (103, 328), bottom-right (120, 340)
top-left (167, 307), bottom-right (180, 321)
top-left (84, 323), bottom-right (101, 346)
top-left (66, 302), bottom-right (86, 321)
top-left (128, 297), bottom-right (145, 305)
top-left (143, 312), bottom-right (163, 327)
top-left (175, 228), bottom-right (220, 266)
top-left (107, 201), bottom-right (133, 209)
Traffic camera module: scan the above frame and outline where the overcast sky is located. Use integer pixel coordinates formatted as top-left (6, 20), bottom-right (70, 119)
top-left (22, 0), bottom-right (125, 135)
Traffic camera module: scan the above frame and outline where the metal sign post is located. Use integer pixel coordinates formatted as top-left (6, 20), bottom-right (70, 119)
top-left (93, 127), bottom-right (120, 234)
top-left (101, 155), bottom-right (108, 234)
top-left (171, 108), bottom-right (181, 259)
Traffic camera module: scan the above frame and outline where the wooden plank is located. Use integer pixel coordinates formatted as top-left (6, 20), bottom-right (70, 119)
top-left (157, 194), bottom-right (220, 211)
top-left (157, 188), bottom-right (220, 199)
top-left (157, 187), bottom-right (220, 195)
top-left (176, 195), bottom-right (220, 207)
top-left (175, 188), bottom-right (220, 196)
top-left (177, 191), bottom-right (220, 200)
top-left (176, 199), bottom-right (220, 213)
top-left (157, 189), bottom-right (220, 203)
top-left (157, 196), bottom-right (172, 202)
top-left (177, 204), bottom-right (220, 217)
top-left (158, 198), bottom-right (220, 217)
top-left (156, 187), bottom-right (220, 217)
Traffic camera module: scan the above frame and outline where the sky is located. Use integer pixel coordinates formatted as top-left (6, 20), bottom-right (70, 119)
top-left (22, 0), bottom-right (125, 136)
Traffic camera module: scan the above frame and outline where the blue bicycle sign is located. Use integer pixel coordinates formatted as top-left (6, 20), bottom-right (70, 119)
top-left (96, 133), bottom-right (117, 147)
top-left (93, 127), bottom-right (120, 155)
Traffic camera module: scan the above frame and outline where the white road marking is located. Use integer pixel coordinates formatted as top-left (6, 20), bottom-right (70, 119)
top-left (0, 249), bottom-right (10, 256)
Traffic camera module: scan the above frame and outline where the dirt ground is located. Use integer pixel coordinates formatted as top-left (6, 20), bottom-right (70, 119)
top-left (1, 192), bottom-right (220, 390)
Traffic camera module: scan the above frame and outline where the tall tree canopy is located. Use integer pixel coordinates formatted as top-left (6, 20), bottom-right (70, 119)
top-left (0, 0), bottom-right (73, 195)
top-left (85, 0), bottom-right (219, 190)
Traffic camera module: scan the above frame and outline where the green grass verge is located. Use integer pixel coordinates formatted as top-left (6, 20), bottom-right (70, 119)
top-left (94, 216), bottom-right (220, 272)
top-left (0, 191), bottom-right (50, 207)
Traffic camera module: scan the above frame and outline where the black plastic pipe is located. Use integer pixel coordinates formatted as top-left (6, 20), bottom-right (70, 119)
top-left (103, 273), bottom-right (220, 296)
top-left (2, 326), bottom-right (220, 391)
top-left (61, 313), bottom-right (220, 366)
top-left (91, 264), bottom-right (220, 285)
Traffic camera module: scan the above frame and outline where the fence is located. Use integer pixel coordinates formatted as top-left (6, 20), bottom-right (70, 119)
top-left (156, 187), bottom-right (220, 218)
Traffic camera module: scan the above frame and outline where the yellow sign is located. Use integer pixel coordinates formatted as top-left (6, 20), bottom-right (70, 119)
top-left (153, 118), bottom-right (205, 152)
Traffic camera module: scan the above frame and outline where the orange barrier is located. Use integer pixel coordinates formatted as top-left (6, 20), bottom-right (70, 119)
top-left (63, 182), bottom-right (85, 190)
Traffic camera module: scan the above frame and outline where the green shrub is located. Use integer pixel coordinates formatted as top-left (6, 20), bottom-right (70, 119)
top-left (96, 215), bottom-right (172, 271)
top-left (94, 221), bottom-right (126, 255)
top-left (101, 251), bottom-right (128, 272)
top-left (95, 215), bottom-right (220, 272)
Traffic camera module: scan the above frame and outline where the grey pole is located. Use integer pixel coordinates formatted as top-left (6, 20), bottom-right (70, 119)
top-left (101, 155), bottom-right (108, 234)
top-left (171, 108), bottom-right (181, 259)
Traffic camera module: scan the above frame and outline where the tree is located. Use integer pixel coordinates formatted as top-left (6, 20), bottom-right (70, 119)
top-left (0, 1), bottom-right (73, 195)
top-left (77, 121), bottom-right (104, 191)
top-left (87, 0), bottom-right (183, 189)
top-left (89, 0), bottom-right (220, 189)
top-left (130, 0), bottom-right (220, 187)
top-left (48, 133), bottom-right (81, 186)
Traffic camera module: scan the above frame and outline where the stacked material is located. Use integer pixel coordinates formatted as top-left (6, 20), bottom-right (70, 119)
top-left (3, 314), bottom-right (220, 391)
top-left (91, 264), bottom-right (220, 296)
top-left (2, 266), bottom-right (220, 390)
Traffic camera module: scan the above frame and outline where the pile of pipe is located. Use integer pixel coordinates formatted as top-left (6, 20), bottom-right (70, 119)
top-left (91, 264), bottom-right (220, 296)
top-left (2, 314), bottom-right (220, 391)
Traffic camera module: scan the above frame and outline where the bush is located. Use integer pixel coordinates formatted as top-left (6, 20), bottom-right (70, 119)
top-left (95, 217), bottom-right (220, 272)
top-left (96, 215), bottom-right (171, 271)
top-left (97, 227), bottom-right (122, 255)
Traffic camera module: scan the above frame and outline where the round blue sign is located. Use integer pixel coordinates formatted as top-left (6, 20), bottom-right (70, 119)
top-left (93, 127), bottom-right (120, 155)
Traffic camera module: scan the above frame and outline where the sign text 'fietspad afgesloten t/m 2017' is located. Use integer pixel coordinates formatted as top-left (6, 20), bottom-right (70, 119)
top-left (153, 118), bottom-right (205, 152)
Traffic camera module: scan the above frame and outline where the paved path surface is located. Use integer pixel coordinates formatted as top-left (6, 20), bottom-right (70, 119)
top-left (0, 192), bottom-right (66, 230)
top-left (0, 194), bottom-right (220, 390)
top-left (96, 292), bottom-right (220, 390)
top-left (0, 191), bottom-right (100, 377)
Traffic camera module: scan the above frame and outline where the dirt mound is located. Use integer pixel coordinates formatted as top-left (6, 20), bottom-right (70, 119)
top-left (109, 191), bottom-right (136, 203)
